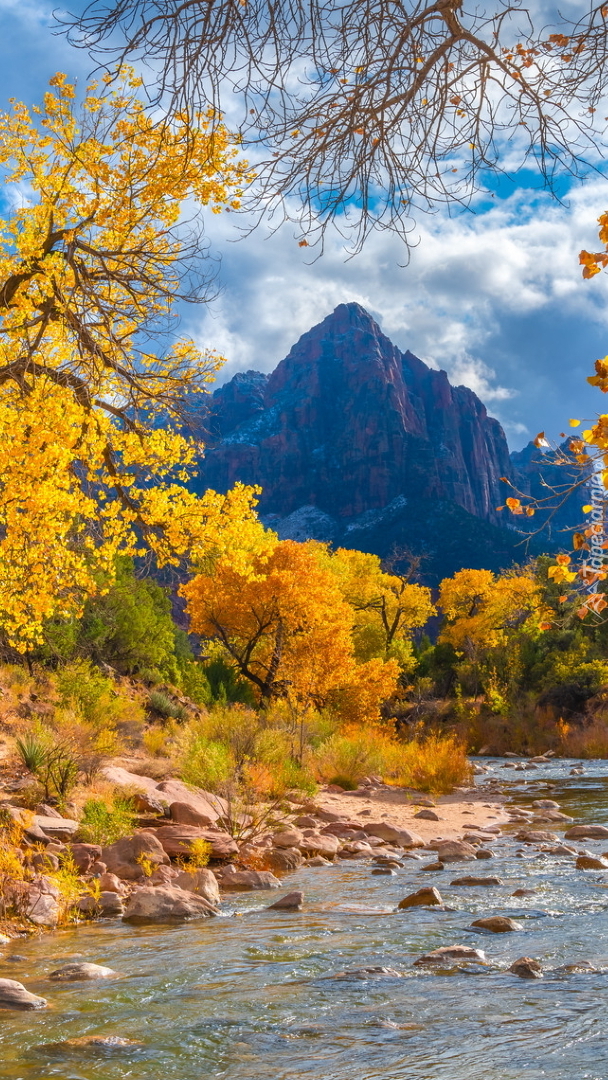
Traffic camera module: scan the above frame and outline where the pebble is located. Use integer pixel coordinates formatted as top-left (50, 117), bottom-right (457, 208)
top-left (450, 876), bottom-right (503, 886)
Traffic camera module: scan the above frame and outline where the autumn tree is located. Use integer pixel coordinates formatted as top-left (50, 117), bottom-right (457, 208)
top-left (183, 539), bottom-right (400, 718)
top-left (438, 567), bottom-right (542, 656)
top-left (0, 70), bottom-right (271, 648)
top-left (324, 547), bottom-right (435, 669)
top-left (66, 1), bottom-right (608, 253)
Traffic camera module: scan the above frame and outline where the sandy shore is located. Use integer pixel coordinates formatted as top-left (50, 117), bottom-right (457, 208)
top-left (315, 783), bottom-right (510, 843)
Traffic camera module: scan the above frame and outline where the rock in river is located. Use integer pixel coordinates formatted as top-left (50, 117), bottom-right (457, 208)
top-left (0, 978), bottom-right (47, 1010)
top-left (267, 891), bottom-right (304, 910)
top-left (450, 876), bottom-right (503, 886)
top-left (123, 885), bottom-right (217, 922)
top-left (575, 855), bottom-right (608, 869)
top-left (509, 957), bottom-right (543, 979)
top-left (49, 963), bottom-right (118, 981)
top-left (398, 887), bottom-right (442, 909)
top-left (471, 916), bottom-right (522, 933)
top-left (414, 945), bottom-right (486, 966)
top-left (565, 824), bottom-right (608, 840)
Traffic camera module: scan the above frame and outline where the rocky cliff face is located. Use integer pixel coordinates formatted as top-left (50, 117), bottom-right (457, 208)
top-left (199, 303), bottom-right (513, 526)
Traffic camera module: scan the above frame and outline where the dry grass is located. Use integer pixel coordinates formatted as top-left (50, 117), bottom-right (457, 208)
top-left (310, 726), bottom-right (471, 794)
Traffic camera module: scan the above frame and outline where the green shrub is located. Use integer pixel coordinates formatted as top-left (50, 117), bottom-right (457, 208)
top-left (148, 690), bottom-right (188, 722)
top-left (78, 795), bottom-right (136, 845)
top-left (179, 735), bottom-right (234, 791)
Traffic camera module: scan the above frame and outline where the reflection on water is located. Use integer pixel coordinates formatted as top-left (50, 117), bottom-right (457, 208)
top-left (1, 759), bottom-right (608, 1080)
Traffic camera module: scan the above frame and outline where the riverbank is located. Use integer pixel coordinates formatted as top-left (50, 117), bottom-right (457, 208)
top-left (1, 757), bottom-right (608, 1079)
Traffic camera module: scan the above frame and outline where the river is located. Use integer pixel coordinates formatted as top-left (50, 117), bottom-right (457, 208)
top-left (1, 757), bottom-right (608, 1080)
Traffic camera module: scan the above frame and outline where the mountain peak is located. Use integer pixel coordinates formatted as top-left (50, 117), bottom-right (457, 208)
top-left (201, 304), bottom-right (513, 524)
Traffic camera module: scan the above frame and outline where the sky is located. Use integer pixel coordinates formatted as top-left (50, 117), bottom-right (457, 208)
top-left (1, 0), bottom-right (608, 449)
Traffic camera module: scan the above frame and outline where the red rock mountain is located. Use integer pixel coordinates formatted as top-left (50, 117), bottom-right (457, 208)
top-left (202, 302), bottom-right (513, 524)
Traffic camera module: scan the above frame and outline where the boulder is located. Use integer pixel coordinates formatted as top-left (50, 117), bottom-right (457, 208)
top-left (565, 824), bottom-right (608, 840)
top-left (398, 886), bottom-right (442, 909)
top-left (132, 792), bottom-right (167, 816)
top-left (363, 823), bottom-right (425, 848)
top-left (101, 831), bottom-right (169, 881)
top-left (265, 847), bottom-right (304, 872)
top-left (101, 765), bottom-right (164, 798)
top-left (372, 868), bottom-right (396, 876)
top-left (299, 833), bottom-right (340, 858)
top-left (576, 855), bottom-right (608, 869)
top-left (475, 850), bottom-right (495, 859)
top-left (5, 877), bottom-right (60, 928)
top-left (35, 815), bottom-right (78, 839)
top-left (0, 978), bottom-right (47, 1010)
top-left (509, 957), bottom-right (543, 979)
top-left (450, 876), bottom-right (503, 886)
top-left (218, 869), bottom-right (281, 890)
top-left (272, 828), bottom-right (304, 849)
top-left (533, 800), bottom-right (560, 809)
top-left (98, 873), bottom-right (129, 896)
top-left (173, 868), bottom-right (221, 906)
top-left (68, 843), bottom-right (102, 873)
top-left (267, 891), bottom-right (303, 910)
top-left (294, 815), bottom-right (318, 828)
top-left (430, 840), bottom-right (477, 862)
top-left (169, 802), bottom-right (215, 827)
top-left (514, 830), bottom-right (557, 844)
top-left (471, 916), bottom-right (522, 933)
top-left (306, 855), bottom-right (331, 866)
top-left (512, 888), bottom-right (536, 897)
top-left (421, 860), bottom-right (445, 871)
top-left (49, 963), bottom-right (118, 981)
top-left (123, 885), bottom-right (217, 922)
top-left (414, 945), bottom-right (486, 966)
top-left (152, 825), bottom-right (238, 859)
top-left (156, 780), bottom-right (226, 823)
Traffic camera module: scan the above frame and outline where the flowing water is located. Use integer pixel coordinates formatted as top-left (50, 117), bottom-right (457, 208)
top-left (2, 758), bottom-right (608, 1080)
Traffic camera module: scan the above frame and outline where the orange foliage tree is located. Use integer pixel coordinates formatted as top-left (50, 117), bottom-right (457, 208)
top-left (183, 539), bottom-right (400, 718)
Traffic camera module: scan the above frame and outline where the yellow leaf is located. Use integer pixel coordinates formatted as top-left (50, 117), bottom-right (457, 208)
top-left (569, 419), bottom-right (580, 427)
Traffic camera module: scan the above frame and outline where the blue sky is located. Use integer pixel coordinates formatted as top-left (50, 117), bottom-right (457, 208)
top-left (2, 0), bottom-right (608, 450)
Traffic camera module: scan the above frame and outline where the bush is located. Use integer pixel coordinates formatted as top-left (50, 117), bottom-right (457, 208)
top-left (78, 794), bottom-right (136, 845)
top-left (311, 726), bottom-right (471, 794)
top-left (179, 735), bottom-right (234, 791)
top-left (148, 690), bottom-right (188, 722)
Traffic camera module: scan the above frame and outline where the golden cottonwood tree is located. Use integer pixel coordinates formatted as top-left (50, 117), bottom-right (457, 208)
top-left (183, 539), bottom-right (400, 718)
top-left (324, 547), bottom-right (435, 668)
top-left (0, 70), bottom-right (269, 648)
top-left (438, 567), bottom-right (542, 656)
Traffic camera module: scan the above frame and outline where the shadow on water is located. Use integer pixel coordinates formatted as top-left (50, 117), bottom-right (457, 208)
top-left (1, 758), bottom-right (608, 1080)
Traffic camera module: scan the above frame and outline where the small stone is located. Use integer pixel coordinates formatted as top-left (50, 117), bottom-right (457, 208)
top-left (509, 957), bottom-right (543, 979)
top-left (371, 867), bottom-right (396, 876)
top-left (512, 888), bottom-right (536, 897)
top-left (450, 876), bottom-right (503, 886)
top-left (471, 916), bottom-right (522, 933)
top-left (475, 849), bottom-right (495, 859)
top-left (413, 809), bottom-right (440, 821)
top-left (0, 978), bottom-right (47, 1010)
top-left (398, 886), bottom-right (442, 909)
top-left (267, 891), bottom-right (303, 910)
top-left (49, 963), bottom-right (118, 981)
top-left (421, 861), bottom-right (445, 871)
